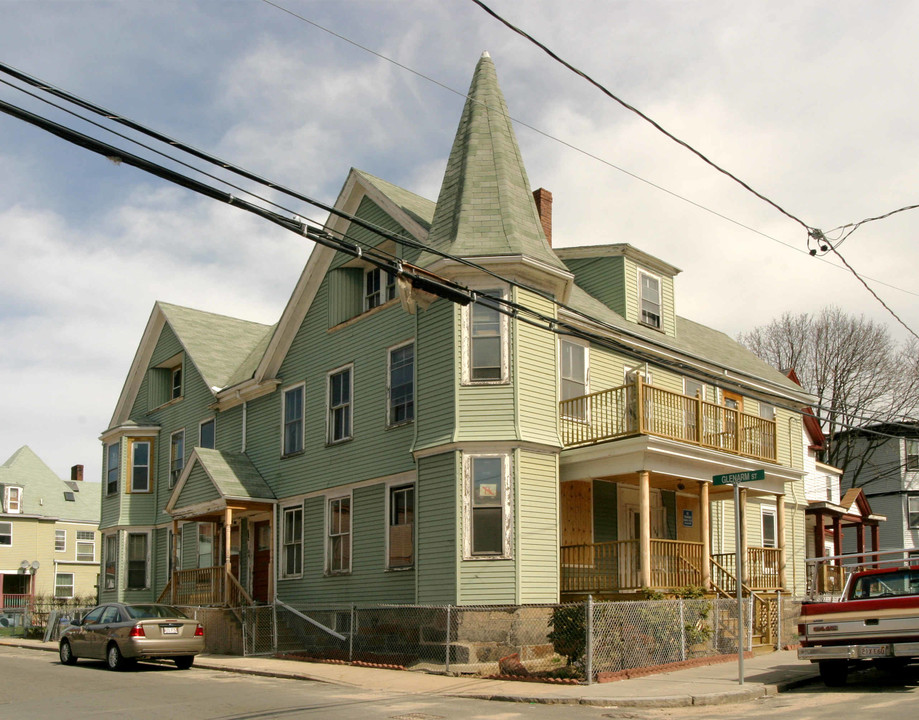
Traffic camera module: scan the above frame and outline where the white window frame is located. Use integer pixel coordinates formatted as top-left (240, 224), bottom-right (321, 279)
top-left (908, 495), bottom-right (919, 529)
top-left (125, 530), bottom-right (151, 590)
top-left (462, 288), bottom-right (510, 385)
top-left (683, 378), bottom-right (705, 401)
top-left (199, 417), bottom-right (216, 449)
top-left (281, 505), bottom-right (304, 579)
top-left (54, 572), bottom-right (75, 599)
top-left (4, 485), bottom-right (22, 514)
top-left (906, 439), bottom-right (919, 472)
top-left (761, 506), bottom-right (777, 548)
top-left (759, 403), bottom-right (776, 421)
top-left (386, 482), bottom-right (415, 569)
top-left (364, 267), bottom-right (396, 311)
top-left (560, 338), bottom-right (589, 420)
top-left (76, 530), bottom-right (95, 562)
top-left (327, 365), bottom-right (353, 444)
top-left (463, 453), bottom-right (513, 559)
top-left (197, 523), bottom-right (214, 568)
top-left (170, 428), bottom-right (185, 488)
top-left (129, 439), bottom-right (152, 493)
top-left (281, 383), bottom-right (305, 456)
top-left (0, 521), bottom-right (12, 546)
top-left (55, 529), bottom-right (67, 552)
top-left (106, 441), bottom-right (120, 496)
top-left (638, 269), bottom-right (662, 329)
top-left (387, 341), bottom-right (415, 427)
top-left (327, 494), bottom-right (352, 574)
top-left (103, 533), bottom-right (118, 589)
top-left (171, 364), bottom-right (183, 401)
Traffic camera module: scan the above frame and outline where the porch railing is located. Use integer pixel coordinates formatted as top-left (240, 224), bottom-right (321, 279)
top-left (560, 379), bottom-right (777, 463)
top-left (712, 548), bottom-right (781, 592)
top-left (160, 566), bottom-right (253, 607)
top-left (561, 539), bottom-right (704, 593)
top-left (0, 594), bottom-right (31, 610)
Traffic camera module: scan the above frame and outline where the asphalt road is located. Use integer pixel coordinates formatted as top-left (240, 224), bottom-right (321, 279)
top-left (2, 645), bottom-right (917, 720)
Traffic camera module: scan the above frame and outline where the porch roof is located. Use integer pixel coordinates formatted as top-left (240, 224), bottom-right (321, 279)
top-left (166, 448), bottom-right (275, 518)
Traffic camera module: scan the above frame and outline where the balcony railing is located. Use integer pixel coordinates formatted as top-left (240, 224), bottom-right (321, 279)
top-left (560, 539), bottom-right (704, 593)
top-left (559, 380), bottom-right (777, 463)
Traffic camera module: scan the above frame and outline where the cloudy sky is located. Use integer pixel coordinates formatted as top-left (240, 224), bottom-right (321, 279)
top-left (2, 0), bottom-right (918, 483)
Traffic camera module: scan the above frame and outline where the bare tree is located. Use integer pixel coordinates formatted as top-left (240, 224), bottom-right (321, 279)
top-left (739, 306), bottom-right (919, 485)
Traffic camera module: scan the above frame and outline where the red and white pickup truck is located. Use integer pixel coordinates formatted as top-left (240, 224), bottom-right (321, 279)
top-left (799, 565), bottom-right (919, 686)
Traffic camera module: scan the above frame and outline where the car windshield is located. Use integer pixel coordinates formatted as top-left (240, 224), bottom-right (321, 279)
top-left (124, 605), bottom-right (188, 619)
top-left (852, 570), bottom-right (919, 599)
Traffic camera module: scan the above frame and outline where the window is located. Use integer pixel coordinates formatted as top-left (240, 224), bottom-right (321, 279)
top-left (55, 529), bottom-right (66, 552)
top-left (199, 418), bottom-right (216, 449)
top-left (684, 379), bottom-right (704, 400)
top-left (170, 429), bottom-right (185, 488)
top-left (467, 455), bottom-right (511, 557)
top-left (126, 532), bottom-right (149, 589)
top-left (197, 523), bottom-right (214, 568)
top-left (388, 485), bottom-right (414, 568)
top-left (328, 367), bottom-right (352, 443)
top-left (761, 507), bottom-right (777, 548)
top-left (77, 531), bottom-right (95, 562)
top-left (328, 496), bottom-right (351, 573)
top-left (909, 495), bottom-right (919, 529)
top-left (4, 485), bottom-right (22, 513)
top-left (388, 343), bottom-right (414, 426)
top-left (54, 573), bottom-right (75, 599)
top-left (282, 384), bottom-right (304, 456)
top-left (907, 439), bottom-right (919, 471)
top-left (106, 441), bottom-right (120, 496)
top-left (760, 403), bottom-right (776, 421)
top-left (560, 340), bottom-right (588, 420)
top-left (282, 506), bottom-right (303, 578)
top-left (468, 292), bottom-right (506, 382)
top-left (0, 521), bottom-right (11, 546)
top-left (171, 365), bottom-right (183, 400)
top-left (639, 271), bottom-right (661, 329)
top-left (104, 534), bottom-right (117, 589)
top-left (364, 267), bottom-right (396, 310)
top-left (130, 440), bottom-right (152, 493)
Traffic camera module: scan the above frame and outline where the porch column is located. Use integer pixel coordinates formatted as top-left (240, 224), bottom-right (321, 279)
top-left (171, 519), bottom-right (179, 604)
top-left (814, 510), bottom-right (826, 557)
top-left (739, 488), bottom-right (749, 586)
top-left (832, 515), bottom-right (842, 564)
top-left (776, 494), bottom-right (787, 591)
top-left (224, 508), bottom-right (233, 604)
top-left (856, 523), bottom-right (866, 565)
top-left (699, 481), bottom-right (711, 590)
top-left (871, 524), bottom-right (880, 566)
top-left (639, 470), bottom-right (652, 589)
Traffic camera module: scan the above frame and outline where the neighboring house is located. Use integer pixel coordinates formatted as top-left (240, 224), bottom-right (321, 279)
top-left (836, 422), bottom-right (919, 555)
top-left (98, 53), bottom-right (813, 612)
top-left (0, 447), bottom-right (101, 615)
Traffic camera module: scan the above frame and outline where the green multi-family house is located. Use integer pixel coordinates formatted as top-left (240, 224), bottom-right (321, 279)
top-left (98, 54), bottom-right (812, 613)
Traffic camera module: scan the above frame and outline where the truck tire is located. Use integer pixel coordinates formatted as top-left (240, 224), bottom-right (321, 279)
top-left (819, 659), bottom-right (848, 687)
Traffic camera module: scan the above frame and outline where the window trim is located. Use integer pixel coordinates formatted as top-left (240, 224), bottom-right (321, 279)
top-left (906, 439), bottom-right (919, 472)
top-left (170, 365), bottom-right (183, 401)
top-left (638, 269), bottom-right (662, 330)
top-left (55, 529), bottom-right (67, 553)
top-left (908, 495), bottom-right (919, 529)
top-left (103, 533), bottom-right (118, 590)
top-left (462, 288), bottom-right (510, 385)
top-left (106, 441), bottom-right (120, 496)
top-left (76, 531), bottom-right (96, 563)
top-left (125, 530), bottom-right (151, 590)
top-left (54, 572), bottom-right (75, 599)
top-left (199, 417), bottom-right (216, 449)
top-left (4, 485), bottom-right (22, 514)
top-left (170, 428), bottom-right (185, 489)
top-left (386, 482), bottom-right (415, 569)
top-left (0, 521), bottom-right (12, 547)
top-left (128, 439), bottom-right (153, 494)
top-left (560, 338), bottom-right (589, 421)
top-left (463, 453), bottom-right (513, 559)
top-left (281, 383), bottom-right (305, 457)
top-left (326, 494), bottom-right (352, 575)
top-left (363, 267), bottom-right (396, 311)
top-left (761, 506), bottom-right (777, 548)
top-left (281, 505), bottom-right (304, 579)
top-left (386, 341), bottom-right (415, 428)
top-left (327, 365), bottom-right (353, 445)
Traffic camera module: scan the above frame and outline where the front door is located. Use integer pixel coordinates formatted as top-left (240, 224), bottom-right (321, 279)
top-left (252, 521), bottom-right (271, 603)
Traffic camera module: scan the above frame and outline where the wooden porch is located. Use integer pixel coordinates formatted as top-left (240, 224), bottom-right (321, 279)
top-left (560, 376), bottom-right (777, 462)
top-left (157, 566), bottom-right (254, 608)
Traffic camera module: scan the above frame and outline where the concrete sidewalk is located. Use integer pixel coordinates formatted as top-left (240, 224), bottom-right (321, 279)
top-left (0, 637), bottom-right (820, 708)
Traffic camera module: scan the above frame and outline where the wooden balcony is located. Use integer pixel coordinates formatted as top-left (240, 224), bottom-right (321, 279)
top-left (559, 379), bottom-right (777, 463)
top-left (158, 566), bottom-right (253, 608)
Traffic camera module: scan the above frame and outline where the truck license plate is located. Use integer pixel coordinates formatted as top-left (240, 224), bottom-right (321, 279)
top-left (162, 626), bottom-right (179, 635)
top-left (859, 644), bottom-right (889, 657)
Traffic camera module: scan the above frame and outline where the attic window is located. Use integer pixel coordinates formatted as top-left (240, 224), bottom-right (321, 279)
top-left (639, 271), bottom-right (661, 329)
top-left (64, 491), bottom-right (76, 502)
top-left (364, 267), bottom-right (396, 311)
top-left (149, 354), bottom-right (184, 409)
top-left (4, 486), bottom-right (22, 514)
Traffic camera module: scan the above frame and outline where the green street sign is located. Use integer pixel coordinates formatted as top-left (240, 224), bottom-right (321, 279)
top-left (712, 469), bottom-right (765, 486)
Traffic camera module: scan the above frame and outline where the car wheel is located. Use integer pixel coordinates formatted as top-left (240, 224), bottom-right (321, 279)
top-left (173, 656), bottom-right (194, 670)
top-left (59, 640), bottom-right (78, 665)
top-left (106, 642), bottom-right (129, 671)
top-left (819, 659), bottom-right (849, 687)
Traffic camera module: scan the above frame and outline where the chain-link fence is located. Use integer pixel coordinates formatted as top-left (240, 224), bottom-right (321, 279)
top-left (240, 596), bottom-right (801, 682)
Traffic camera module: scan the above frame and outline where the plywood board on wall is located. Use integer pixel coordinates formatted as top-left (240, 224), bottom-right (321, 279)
top-left (561, 481), bottom-right (592, 546)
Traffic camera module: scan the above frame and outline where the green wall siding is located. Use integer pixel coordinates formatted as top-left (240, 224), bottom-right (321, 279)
top-left (416, 452), bottom-right (457, 604)
top-left (175, 465), bottom-right (220, 509)
top-left (516, 289), bottom-right (560, 447)
top-left (517, 450), bottom-right (559, 604)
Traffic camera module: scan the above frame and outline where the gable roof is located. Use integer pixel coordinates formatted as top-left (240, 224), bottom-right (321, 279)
top-left (0, 446), bottom-right (100, 523)
top-left (166, 448), bottom-right (275, 516)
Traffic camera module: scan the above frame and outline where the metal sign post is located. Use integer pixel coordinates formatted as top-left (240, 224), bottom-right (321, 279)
top-left (712, 469), bottom-right (765, 686)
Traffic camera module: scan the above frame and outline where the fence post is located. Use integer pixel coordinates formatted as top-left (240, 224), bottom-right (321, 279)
top-left (679, 599), bottom-right (686, 662)
top-left (746, 597), bottom-right (753, 652)
top-left (445, 605), bottom-right (452, 674)
top-left (349, 604), bottom-right (355, 662)
top-left (585, 596), bottom-right (594, 685)
top-left (775, 591), bottom-right (782, 650)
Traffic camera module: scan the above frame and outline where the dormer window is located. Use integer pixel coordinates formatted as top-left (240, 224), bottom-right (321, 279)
top-left (639, 271), bottom-right (661, 329)
top-left (149, 353), bottom-right (184, 409)
top-left (364, 267), bottom-right (396, 311)
top-left (171, 366), bottom-right (183, 400)
top-left (4, 486), bottom-right (22, 514)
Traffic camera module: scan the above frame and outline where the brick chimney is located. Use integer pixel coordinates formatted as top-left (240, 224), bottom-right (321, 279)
top-left (532, 188), bottom-right (553, 246)
top-left (71, 464), bottom-right (83, 482)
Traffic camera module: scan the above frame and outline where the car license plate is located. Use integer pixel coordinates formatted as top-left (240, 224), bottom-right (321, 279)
top-left (162, 626), bottom-right (179, 635)
top-left (859, 644), bottom-right (889, 657)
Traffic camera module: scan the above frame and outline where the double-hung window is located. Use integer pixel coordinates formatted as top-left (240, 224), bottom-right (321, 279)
top-left (560, 340), bottom-right (588, 420)
top-left (468, 291), bottom-right (506, 382)
top-left (126, 532), bottom-right (149, 589)
top-left (388, 343), bottom-right (414, 426)
top-left (388, 485), bottom-right (414, 568)
top-left (761, 507), bottom-right (777, 548)
top-left (909, 495), bottom-right (919, 529)
top-left (170, 429), bottom-right (185, 487)
top-left (639, 271), bottom-right (661, 329)
top-left (467, 455), bottom-right (511, 557)
top-left (328, 496), bottom-right (351, 573)
top-left (104, 534), bottom-right (117, 589)
top-left (77, 531), bottom-right (95, 562)
top-left (4, 486), bottom-right (22, 513)
top-left (199, 418), bottom-right (216, 449)
top-left (328, 367), bottom-right (352, 443)
top-left (907, 439), bottom-right (919, 471)
top-left (106, 442), bottom-right (120, 496)
top-left (55, 529), bottom-right (66, 552)
top-left (171, 365), bottom-right (183, 400)
top-left (0, 521), bottom-right (12, 546)
top-left (364, 267), bottom-right (396, 310)
top-left (282, 506), bottom-right (303, 578)
top-left (55, 573), bottom-right (75, 599)
top-left (282, 384), bottom-right (304, 456)
top-left (130, 440), bottom-right (152, 493)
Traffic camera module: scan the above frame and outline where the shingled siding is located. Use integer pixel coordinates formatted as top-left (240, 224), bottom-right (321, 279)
top-left (515, 288), bottom-right (560, 447)
top-left (416, 452), bottom-right (458, 605)
top-left (517, 449), bottom-right (560, 604)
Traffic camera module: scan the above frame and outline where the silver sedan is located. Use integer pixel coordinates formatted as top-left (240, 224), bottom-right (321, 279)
top-left (59, 603), bottom-right (205, 670)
